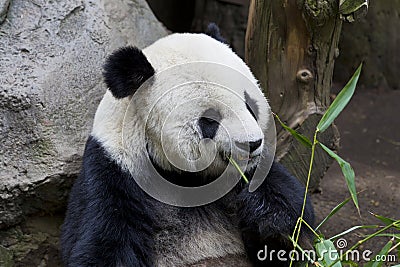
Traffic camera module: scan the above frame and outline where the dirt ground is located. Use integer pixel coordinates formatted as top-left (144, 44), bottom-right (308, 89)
top-left (312, 88), bottom-right (400, 265)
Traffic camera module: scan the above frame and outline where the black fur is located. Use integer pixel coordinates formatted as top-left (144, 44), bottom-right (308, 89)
top-left (249, 140), bottom-right (262, 153)
top-left (62, 138), bottom-right (314, 267)
top-left (245, 91), bottom-right (259, 120)
top-left (103, 46), bottom-right (155, 99)
top-left (198, 108), bottom-right (222, 139)
top-left (205, 23), bottom-right (227, 44)
top-left (238, 162), bottom-right (315, 266)
top-left (61, 136), bottom-right (157, 267)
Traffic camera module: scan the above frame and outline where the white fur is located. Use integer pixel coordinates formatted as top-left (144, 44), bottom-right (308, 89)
top-left (93, 33), bottom-right (271, 172)
top-left (91, 33), bottom-right (273, 266)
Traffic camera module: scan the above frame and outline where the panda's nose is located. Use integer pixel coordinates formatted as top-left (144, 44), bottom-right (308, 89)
top-left (249, 139), bottom-right (262, 153)
top-left (235, 139), bottom-right (262, 154)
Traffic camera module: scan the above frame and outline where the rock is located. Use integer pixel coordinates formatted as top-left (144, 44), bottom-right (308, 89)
top-left (0, 0), bottom-right (166, 265)
top-left (0, 0), bottom-right (10, 24)
top-left (0, 215), bottom-right (64, 266)
top-left (0, 0), bottom-right (166, 229)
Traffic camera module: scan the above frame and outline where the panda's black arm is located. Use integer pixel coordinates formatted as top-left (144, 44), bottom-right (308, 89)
top-left (61, 136), bottom-right (156, 267)
top-left (237, 161), bottom-right (315, 266)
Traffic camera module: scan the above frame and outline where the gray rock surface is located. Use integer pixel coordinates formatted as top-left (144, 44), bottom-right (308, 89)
top-left (0, 0), bottom-right (166, 230)
top-left (0, 0), bottom-right (10, 23)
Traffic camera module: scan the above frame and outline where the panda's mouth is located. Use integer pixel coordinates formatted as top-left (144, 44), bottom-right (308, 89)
top-left (220, 151), bottom-right (259, 180)
top-left (147, 144), bottom-right (228, 187)
top-left (221, 143), bottom-right (262, 158)
top-left (220, 150), bottom-right (261, 167)
top-left (145, 142), bottom-right (260, 187)
top-left (221, 151), bottom-right (250, 161)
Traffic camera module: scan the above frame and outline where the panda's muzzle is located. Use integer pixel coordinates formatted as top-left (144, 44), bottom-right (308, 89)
top-left (235, 139), bottom-right (262, 154)
top-left (221, 138), bottom-right (263, 162)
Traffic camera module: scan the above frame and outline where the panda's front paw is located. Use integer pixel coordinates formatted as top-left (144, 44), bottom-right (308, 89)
top-left (237, 162), bottom-right (314, 266)
top-left (238, 189), bottom-right (300, 239)
top-left (238, 162), bottom-right (314, 239)
top-left (238, 188), bottom-right (313, 267)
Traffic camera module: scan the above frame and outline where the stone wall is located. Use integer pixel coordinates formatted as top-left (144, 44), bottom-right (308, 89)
top-left (0, 0), bottom-right (166, 265)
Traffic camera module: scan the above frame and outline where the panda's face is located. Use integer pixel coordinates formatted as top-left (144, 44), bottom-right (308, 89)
top-left (99, 40), bottom-right (273, 187)
top-left (143, 82), bottom-right (264, 181)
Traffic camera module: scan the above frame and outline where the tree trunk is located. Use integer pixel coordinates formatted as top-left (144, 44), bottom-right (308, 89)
top-left (245, 0), bottom-right (343, 189)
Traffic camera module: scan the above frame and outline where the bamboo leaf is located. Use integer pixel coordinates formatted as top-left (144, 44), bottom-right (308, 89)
top-left (274, 113), bottom-right (312, 148)
top-left (315, 197), bottom-right (351, 231)
top-left (315, 240), bottom-right (342, 267)
top-left (364, 240), bottom-right (393, 267)
top-left (317, 64), bottom-right (362, 132)
top-left (339, 260), bottom-right (358, 266)
top-left (372, 234), bottom-right (400, 240)
top-left (319, 142), bottom-right (359, 213)
top-left (329, 225), bottom-right (379, 241)
top-left (370, 212), bottom-right (400, 229)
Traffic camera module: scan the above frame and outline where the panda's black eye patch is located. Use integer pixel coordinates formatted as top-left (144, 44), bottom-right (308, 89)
top-left (198, 108), bottom-right (222, 139)
top-left (245, 91), bottom-right (259, 120)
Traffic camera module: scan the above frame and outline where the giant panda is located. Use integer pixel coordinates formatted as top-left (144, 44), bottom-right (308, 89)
top-left (61, 26), bottom-right (314, 267)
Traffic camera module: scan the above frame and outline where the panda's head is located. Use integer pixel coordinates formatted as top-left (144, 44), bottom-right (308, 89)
top-left (97, 34), bottom-right (274, 188)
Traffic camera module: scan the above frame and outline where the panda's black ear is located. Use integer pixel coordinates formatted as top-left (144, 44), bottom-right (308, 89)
top-left (103, 46), bottom-right (155, 99)
top-left (205, 23), bottom-right (227, 44)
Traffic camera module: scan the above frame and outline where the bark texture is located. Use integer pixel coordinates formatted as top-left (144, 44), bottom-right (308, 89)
top-left (246, 0), bottom-right (342, 189)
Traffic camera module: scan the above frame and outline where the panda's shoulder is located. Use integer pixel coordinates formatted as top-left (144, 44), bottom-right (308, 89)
top-left (73, 137), bottom-right (147, 201)
top-left (266, 161), bottom-right (305, 193)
